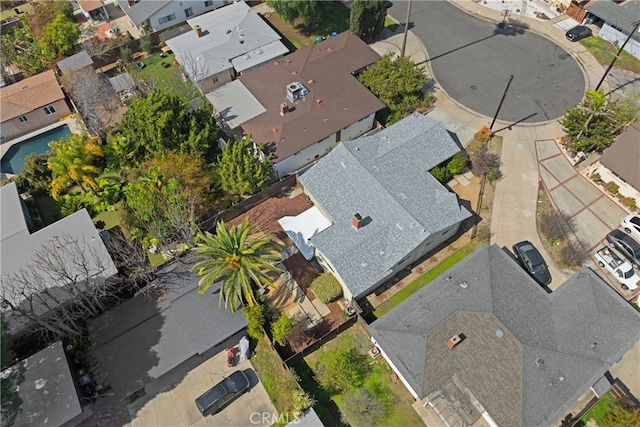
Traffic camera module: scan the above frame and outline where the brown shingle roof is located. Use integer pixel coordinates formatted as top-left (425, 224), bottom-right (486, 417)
top-left (238, 31), bottom-right (385, 162)
top-left (600, 122), bottom-right (640, 191)
top-left (0, 70), bottom-right (65, 122)
top-left (77, 0), bottom-right (104, 13)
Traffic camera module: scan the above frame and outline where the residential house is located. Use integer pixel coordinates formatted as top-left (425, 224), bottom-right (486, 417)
top-left (86, 258), bottom-right (247, 400)
top-left (0, 70), bottom-right (71, 142)
top-left (77, 0), bottom-right (111, 23)
top-left (0, 182), bottom-right (118, 336)
top-left (581, 0), bottom-right (640, 59)
top-left (115, 0), bottom-right (229, 32)
top-left (207, 31), bottom-right (386, 178)
top-left (368, 244), bottom-right (640, 427)
top-left (590, 122), bottom-right (640, 207)
top-left (3, 341), bottom-right (83, 427)
top-left (296, 113), bottom-right (473, 301)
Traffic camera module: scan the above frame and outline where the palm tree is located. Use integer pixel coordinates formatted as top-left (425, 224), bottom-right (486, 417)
top-left (48, 133), bottom-right (103, 200)
top-left (191, 218), bottom-right (282, 311)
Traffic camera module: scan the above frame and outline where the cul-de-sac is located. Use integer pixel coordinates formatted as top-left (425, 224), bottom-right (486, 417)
top-left (1, 1), bottom-right (639, 426)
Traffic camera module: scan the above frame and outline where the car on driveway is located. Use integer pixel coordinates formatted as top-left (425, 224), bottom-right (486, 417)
top-left (512, 241), bottom-right (552, 286)
top-left (565, 25), bottom-right (592, 41)
top-left (621, 214), bottom-right (640, 241)
top-left (606, 229), bottom-right (640, 269)
top-left (195, 370), bottom-right (250, 416)
top-left (594, 247), bottom-right (640, 291)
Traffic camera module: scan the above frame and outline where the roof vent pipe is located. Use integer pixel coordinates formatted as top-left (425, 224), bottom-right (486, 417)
top-left (194, 25), bottom-right (202, 37)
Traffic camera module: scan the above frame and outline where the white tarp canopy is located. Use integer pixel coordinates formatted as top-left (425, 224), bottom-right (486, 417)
top-left (278, 206), bottom-right (331, 260)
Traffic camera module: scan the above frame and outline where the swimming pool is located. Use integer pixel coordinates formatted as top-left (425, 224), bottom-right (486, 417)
top-left (0, 125), bottom-right (71, 174)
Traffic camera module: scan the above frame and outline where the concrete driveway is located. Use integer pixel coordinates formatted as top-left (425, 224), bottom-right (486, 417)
top-left (128, 350), bottom-right (276, 427)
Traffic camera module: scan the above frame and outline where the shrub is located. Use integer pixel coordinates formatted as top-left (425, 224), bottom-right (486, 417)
top-left (315, 347), bottom-right (369, 394)
top-left (446, 153), bottom-right (468, 176)
top-left (539, 209), bottom-right (572, 243)
top-left (242, 303), bottom-right (266, 340)
top-left (475, 223), bottom-right (491, 243)
top-left (560, 240), bottom-right (589, 267)
top-left (291, 389), bottom-right (315, 419)
top-left (342, 387), bottom-right (390, 427)
top-left (286, 315), bottom-right (313, 347)
top-left (621, 197), bottom-right (637, 209)
top-left (311, 273), bottom-right (343, 303)
top-left (474, 125), bottom-right (492, 142)
top-left (590, 173), bottom-right (602, 183)
top-left (471, 145), bottom-right (501, 177)
top-left (485, 167), bottom-right (503, 184)
top-left (271, 314), bottom-right (293, 346)
top-left (430, 165), bottom-right (452, 183)
top-left (605, 181), bottom-right (619, 194)
top-left (120, 46), bottom-right (132, 63)
top-left (139, 34), bottom-right (153, 54)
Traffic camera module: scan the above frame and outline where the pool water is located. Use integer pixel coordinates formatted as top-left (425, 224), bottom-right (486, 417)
top-left (0, 125), bottom-right (71, 174)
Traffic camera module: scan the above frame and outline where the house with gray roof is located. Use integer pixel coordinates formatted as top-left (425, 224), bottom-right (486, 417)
top-left (368, 244), bottom-right (640, 427)
top-left (165, 1), bottom-right (289, 94)
top-left (87, 257), bottom-right (247, 400)
top-left (584, 0), bottom-right (640, 59)
top-left (115, 0), bottom-right (227, 32)
top-left (297, 113), bottom-right (472, 301)
top-left (56, 50), bottom-right (94, 76)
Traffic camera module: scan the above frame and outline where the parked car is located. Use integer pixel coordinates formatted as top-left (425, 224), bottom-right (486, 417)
top-left (621, 214), bottom-right (640, 241)
top-left (565, 25), bottom-right (592, 41)
top-left (594, 247), bottom-right (639, 291)
top-left (195, 370), bottom-right (249, 416)
top-left (512, 241), bottom-right (552, 286)
top-left (606, 230), bottom-right (640, 269)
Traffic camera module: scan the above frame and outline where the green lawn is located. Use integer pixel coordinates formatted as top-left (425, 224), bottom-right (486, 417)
top-left (0, 4), bottom-right (30, 21)
top-left (385, 16), bottom-right (399, 33)
top-left (93, 210), bottom-right (119, 231)
top-left (294, 325), bottom-right (424, 427)
top-left (580, 392), bottom-right (618, 425)
top-left (126, 52), bottom-right (197, 100)
top-left (580, 37), bottom-right (640, 74)
top-left (374, 241), bottom-right (477, 318)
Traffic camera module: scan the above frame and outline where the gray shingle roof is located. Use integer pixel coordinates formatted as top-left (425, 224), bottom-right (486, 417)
top-left (369, 244), bottom-right (640, 427)
top-left (87, 257), bottom-right (247, 399)
top-left (115, 0), bottom-right (171, 26)
top-left (57, 51), bottom-right (94, 75)
top-left (298, 113), bottom-right (472, 298)
top-left (586, 0), bottom-right (640, 35)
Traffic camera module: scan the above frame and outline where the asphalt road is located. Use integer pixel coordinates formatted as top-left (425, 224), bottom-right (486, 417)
top-left (388, 1), bottom-right (585, 124)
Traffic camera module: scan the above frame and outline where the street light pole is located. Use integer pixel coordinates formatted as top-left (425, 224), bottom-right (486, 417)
top-left (400, 0), bottom-right (413, 57)
top-left (490, 75), bottom-right (514, 132)
top-left (595, 20), bottom-right (640, 91)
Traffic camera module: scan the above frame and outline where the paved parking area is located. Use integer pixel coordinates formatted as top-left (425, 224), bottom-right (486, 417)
top-left (127, 350), bottom-right (276, 427)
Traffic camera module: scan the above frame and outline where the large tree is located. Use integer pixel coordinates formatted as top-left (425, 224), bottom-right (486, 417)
top-left (120, 91), bottom-right (217, 160)
top-left (266, 0), bottom-right (330, 27)
top-left (358, 53), bottom-right (431, 124)
top-left (11, 152), bottom-right (52, 196)
top-left (39, 13), bottom-right (80, 59)
top-left (350, 0), bottom-right (386, 42)
top-left (48, 133), bottom-right (104, 200)
top-left (191, 219), bottom-right (282, 311)
top-left (217, 136), bottom-right (273, 197)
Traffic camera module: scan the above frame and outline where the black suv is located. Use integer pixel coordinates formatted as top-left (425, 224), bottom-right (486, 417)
top-left (565, 25), bottom-right (592, 42)
top-left (195, 370), bottom-right (249, 416)
top-left (512, 241), bottom-right (552, 286)
top-left (607, 230), bottom-right (640, 269)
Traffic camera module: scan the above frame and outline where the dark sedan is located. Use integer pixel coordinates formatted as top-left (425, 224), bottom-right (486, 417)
top-left (565, 25), bottom-right (592, 42)
top-left (512, 241), bottom-right (552, 286)
top-left (607, 229), bottom-right (640, 269)
top-left (195, 370), bottom-right (249, 416)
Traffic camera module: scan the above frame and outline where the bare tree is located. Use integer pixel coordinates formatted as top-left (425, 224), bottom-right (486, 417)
top-left (62, 67), bottom-right (120, 139)
top-left (540, 209), bottom-right (573, 243)
top-left (1, 235), bottom-right (122, 341)
top-left (103, 227), bottom-right (156, 287)
top-left (471, 145), bottom-right (502, 177)
top-left (170, 51), bottom-right (210, 99)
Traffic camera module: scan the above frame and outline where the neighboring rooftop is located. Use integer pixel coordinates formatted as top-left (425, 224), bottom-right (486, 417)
top-left (369, 244), bottom-right (640, 427)
top-left (0, 70), bottom-right (65, 122)
top-left (57, 50), bottom-right (94, 75)
top-left (114, 0), bottom-right (171, 26)
top-left (87, 258), bottom-right (247, 399)
top-left (599, 122), bottom-right (640, 191)
top-left (586, 0), bottom-right (640, 35)
top-left (5, 341), bottom-right (82, 427)
top-left (77, 0), bottom-right (105, 13)
top-left (205, 79), bottom-right (266, 129)
top-left (165, 1), bottom-right (288, 81)
top-left (224, 31), bottom-right (385, 162)
top-left (299, 113), bottom-right (471, 298)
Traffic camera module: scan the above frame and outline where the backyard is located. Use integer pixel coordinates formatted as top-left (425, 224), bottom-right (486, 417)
top-left (125, 52), bottom-right (197, 100)
top-left (292, 325), bottom-right (424, 427)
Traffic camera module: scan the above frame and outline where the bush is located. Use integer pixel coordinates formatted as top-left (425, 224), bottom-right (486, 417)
top-left (560, 240), bottom-right (589, 267)
top-left (605, 181), bottom-right (619, 194)
top-left (430, 165), bottom-right (452, 183)
top-left (539, 209), bottom-right (572, 243)
top-left (139, 34), bottom-right (153, 54)
top-left (342, 387), bottom-right (390, 427)
top-left (120, 46), bottom-right (132, 63)
top-left (621, 197), bottom-right (637, 209)
top-left (271, 314), bottom-right (293, 346)
top-left (485, 167), bottom-right (503, 184)
top-left (590, 173), bottom-right (602, 183)
top-left (471, 145), bottom-right (501, 177)
top-left (242, 303), bottom-right (266, 340)
top-left (311, 273), bottom-right (343, 303)
top-left (286, 315), bottom-right (313, 347)
top-left (315, 347), bottom-right (369, 394)
top-left (446, 153), bottom-right (468, 176)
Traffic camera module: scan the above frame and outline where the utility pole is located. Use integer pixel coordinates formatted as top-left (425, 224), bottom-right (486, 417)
top-left (400, 0), bottom-right (413, 57)
top-left (595, 20), bottom-right (640, 91)
top-left (490, 75), bottom-right (514, 132)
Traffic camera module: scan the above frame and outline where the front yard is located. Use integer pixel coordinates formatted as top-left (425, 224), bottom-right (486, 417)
top-left (292, 325), bottom-right (424, 427)
top-left (580, 37), bottom-right (640, 74)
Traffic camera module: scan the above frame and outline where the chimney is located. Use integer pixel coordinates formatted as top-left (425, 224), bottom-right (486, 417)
top-left (279, 103), bottom-right (288, 116)
top-left (447, 334), bottom-right (462, 349)
top-left (127, 0), bottom-right (134, 6)
top-left (194, 25), bottom-right (202, 37)
top-left (352, 213), bottom-right (363, 230)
